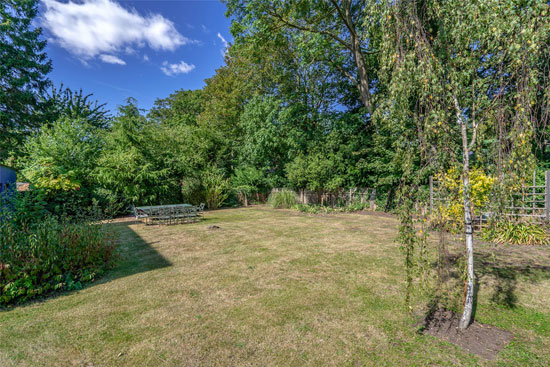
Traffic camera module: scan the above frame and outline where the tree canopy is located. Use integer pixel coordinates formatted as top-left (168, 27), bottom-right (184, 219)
top-left (0, 0), bottom-right (52, 160)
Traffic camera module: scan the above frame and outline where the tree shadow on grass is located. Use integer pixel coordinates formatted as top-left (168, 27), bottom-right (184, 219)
top-left (101, 220), bottom-right (172, 280)
top-left (475, 247), bottom-right (550, 309)
top-left (1, 220), bottom-right (172, 310)
top-left (440, 242), bottom-right (550, 310)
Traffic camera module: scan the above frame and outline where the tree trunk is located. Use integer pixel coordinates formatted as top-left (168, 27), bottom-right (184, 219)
top-left (351, 36), bottom-right (373, 116)
top-left (459, 160), bottom-right (475, 329)
top-left (457, 98), bottom-right (475, 330)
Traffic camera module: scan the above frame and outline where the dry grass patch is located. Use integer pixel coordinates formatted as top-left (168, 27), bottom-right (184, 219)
top-left (0, 206), bottom-right (549, 366)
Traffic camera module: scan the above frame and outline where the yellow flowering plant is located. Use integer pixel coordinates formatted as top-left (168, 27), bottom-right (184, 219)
top-left (435, 167), bottom-right (495, 232)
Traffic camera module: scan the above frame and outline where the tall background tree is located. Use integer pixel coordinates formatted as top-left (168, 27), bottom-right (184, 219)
top-left (226, 0), bottom-right (379, 116)
top-left (0, 0), bottom-right (51, 162)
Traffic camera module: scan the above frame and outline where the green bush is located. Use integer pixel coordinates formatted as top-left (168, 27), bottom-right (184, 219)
top-left (344, 201), bottom-right (370, 212)
top-left (295, 201), bottom-right (371, 214)
top-left (0, 190), bottom-right (50, 228)
top-left (295, 204), bottom-right (320, 214)
top-left (482, 221), bottom-right (549, 246)
top-left (181, 176), bottom-right (204, 205)
top-left (268, 190), bottom-right (297, 209)
top-left (202, 166), bottom-right (230, 209)
top-left (295, 204), bottom-right (336, 214)
top-left (0, 216), bottom-right (116, 305)
top-left (20, 117), bottom-right (105, 218)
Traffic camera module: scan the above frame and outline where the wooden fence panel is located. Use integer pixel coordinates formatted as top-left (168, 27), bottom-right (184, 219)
top-left (271, 188), bottom-right (376, 209)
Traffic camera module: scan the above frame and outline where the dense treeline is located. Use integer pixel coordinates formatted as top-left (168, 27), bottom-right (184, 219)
top-left (2, 0), bottom-right (549, 216)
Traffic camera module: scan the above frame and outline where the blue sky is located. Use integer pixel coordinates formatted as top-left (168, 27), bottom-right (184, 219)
top-left (38, 0), bottom-right (232, 113)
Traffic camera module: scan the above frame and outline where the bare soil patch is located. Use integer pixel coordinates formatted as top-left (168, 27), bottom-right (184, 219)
top-left (420, 309), bottom-right (513, 360)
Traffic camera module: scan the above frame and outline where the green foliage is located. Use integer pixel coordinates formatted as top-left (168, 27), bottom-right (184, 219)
top-left (226, 0), bottom-right (378, 114)
top-left (0, 0), bottom-right (52, 160)
top-left (231, 165), bottom-right (268, 202)
top-left (44, 84), bottom-right (110, 129)
top-left (148, 89), bottom-right (203, 127)
top-left (482, 221), bottom-right (549, 246)
top-left (344, 200), bottom-right (371, 212)
top-left (201, 166), bottom-right (230, 209)
top-left (286, 152), bottom-right (345, 193)
top-left (295, 201), bottom-right (370, 214)
top-left (21, 117), bottom-right (101, 191)
top-left (0, 190), bottom-right (49, 228)
top-left (435, 168), bottom-right (495, 232)
top-left (96, 99), bottom-right (181, 207)
top-left (95, 98), bottom-right (220, 209)
top-left (181, 177), bottom-right (204, 205)
top-left (95, 99), bottom-right (158, 207)
top-left (239, 96), bottom-right (290, 182)
top-left (18, 117), bottom-right (103, 216)
top-left (268, 190), bottom-right (297, 209)
top-left (0, 215), bottom-right (115, 305)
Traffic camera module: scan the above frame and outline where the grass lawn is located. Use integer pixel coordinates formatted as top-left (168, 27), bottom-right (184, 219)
top-left (1, 206), bottom-right (549, 366)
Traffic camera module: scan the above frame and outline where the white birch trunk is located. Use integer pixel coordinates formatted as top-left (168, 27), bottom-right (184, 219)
top-left (456, 97), bottom-right (475, 330)
top-left (459, 160), bottom-right (475, 329)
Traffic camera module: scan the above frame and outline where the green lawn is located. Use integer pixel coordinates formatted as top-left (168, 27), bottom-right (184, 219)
top-left (1, 207), bottom-right (549, 366)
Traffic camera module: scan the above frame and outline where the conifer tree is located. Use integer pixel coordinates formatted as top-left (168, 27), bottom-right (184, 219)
top-left (0, 0), bottom-right (52, 160)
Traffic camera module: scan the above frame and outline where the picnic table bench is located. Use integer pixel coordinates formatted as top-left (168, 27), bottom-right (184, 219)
top-left (133, 203), bottom-right (205, 225)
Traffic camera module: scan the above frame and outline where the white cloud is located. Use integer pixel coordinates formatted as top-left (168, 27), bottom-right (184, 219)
top-left (161, 60), bottom-right (195, 76)
top-left (99, 54), bottom-right (126, 65)
top-left (42, 0), bottom-right (192, 61)
top-left (217, 32), bottom-right (229, 56)
top-left (143, 54), bottom-right (150, 62)
top-left (217, 33), bottom-right (228, 48)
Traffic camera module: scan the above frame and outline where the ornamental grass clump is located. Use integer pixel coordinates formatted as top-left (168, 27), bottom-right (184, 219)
top-left (482, 221), bottom-right (549, 246)
top-left (268, 190), bottom-right (297, 209)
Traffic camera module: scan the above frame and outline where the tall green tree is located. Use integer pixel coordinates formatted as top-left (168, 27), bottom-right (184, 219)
top-left (0, 0), bottom-right (52, 160)
top-left (148, 89), bottom-right (203, 127)
top-left (44, 84), bottom-right (111, 129)
top-left (382, 0), bottom-right (550, 328)
top-left (226, 0), bottom-right (380, 116)
top-left (20, 116), bottom-right (103, 215)
top-left (96, 98), bottom-right (215, 207)
top-left (95, 99), bottom-right (164, 206)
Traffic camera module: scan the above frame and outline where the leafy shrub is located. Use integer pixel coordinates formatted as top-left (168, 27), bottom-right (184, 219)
top-left (0, 216), bottom-right (116, 305)
top-left (202, 166), bottom-right (230, 209)
top-left (344, 201), bottom-right (370, 212)
top-left (482, 221), bottom-right (549, 246)
top-left (0, 189), bottom-right (50, 228)
top-left (20, 117), bottom-right (105, 217)
top-left (435, 167), bottom-right (495, 232)
top-left (1, 188), bottom-right (112, 226)
top-left (295, 204), bottom-right (320, 214)
top-left (268, 190), bottom-right (297, 209)
top-left (181, 176), bottom-right (204, 205)
top-left (295, 201), bottom-right (371, 214)
top-left (296, 204), bottom-right (338, 214)
top-left (231, 166), bottom-right (268, 205)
